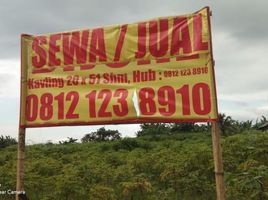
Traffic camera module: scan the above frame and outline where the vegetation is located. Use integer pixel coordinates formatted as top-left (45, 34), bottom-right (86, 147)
top-left (137, 114), bottom-right (267, 137)
top-left (0, 135), bottom-right (17, 149)
top-left (0, 114), bottom-right (267, 199)
top-left (59, 137), bottom-right (78, 144)
top-left (81, 127), bottom-right (121, 142)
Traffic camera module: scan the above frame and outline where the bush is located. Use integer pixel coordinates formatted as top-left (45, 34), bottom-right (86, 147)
top-left (82, 127), bottom-right (121, 142)
top-left (0, 135), bottom-right (17, 149)
top-left (113, 138), bottom-right (140, 151)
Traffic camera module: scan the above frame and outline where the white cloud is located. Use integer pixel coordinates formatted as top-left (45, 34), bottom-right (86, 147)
top-left (0, 59), bottom-right (20, 97)
top-left (1, 0), bottom-right (268, 143)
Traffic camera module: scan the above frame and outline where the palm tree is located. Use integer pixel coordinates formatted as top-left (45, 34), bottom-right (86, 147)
top-left (253, 116), bottom-right (267, 130)
top-left (218, 113), bottom-right (236, 135)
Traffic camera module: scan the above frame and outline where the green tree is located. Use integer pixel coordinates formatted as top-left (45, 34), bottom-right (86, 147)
top-left (59, 137), bottom-right (78, 144)
top-left (253, 116), bottom-right (267, 130)
top-left (237, 120), bottom-right (253, 132)
top-left (170, 122), bottom-right (196, 133)
top-left (218, 113), bottom-right (238, 135)
top-left (81, 127), bottom-right (121, 142)
top-left (136, 123), bottom-right (170, 137)
top-left (0, 135), bottom-right (17, 149)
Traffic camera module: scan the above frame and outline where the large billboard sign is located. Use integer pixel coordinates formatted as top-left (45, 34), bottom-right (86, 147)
top-left (20, 7), bottom-right (218, 128)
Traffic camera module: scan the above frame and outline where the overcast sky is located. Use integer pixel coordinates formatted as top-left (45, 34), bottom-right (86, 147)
top-left (1, 0), bottom-right (267, 143)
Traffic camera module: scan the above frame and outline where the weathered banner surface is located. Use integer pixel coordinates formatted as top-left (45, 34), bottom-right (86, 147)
top-left (20, 7), bottom-right (217, 127)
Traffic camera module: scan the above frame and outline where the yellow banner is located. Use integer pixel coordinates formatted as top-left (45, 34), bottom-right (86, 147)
top-left (20, 7), bottom-right (218, 127)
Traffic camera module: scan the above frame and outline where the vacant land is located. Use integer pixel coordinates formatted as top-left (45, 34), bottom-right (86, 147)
top-left (0, 131), bottom-right (267, 200)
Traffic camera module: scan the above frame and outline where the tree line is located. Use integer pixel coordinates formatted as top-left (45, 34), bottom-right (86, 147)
top-left (1, 114), bottom-right (267, 148)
